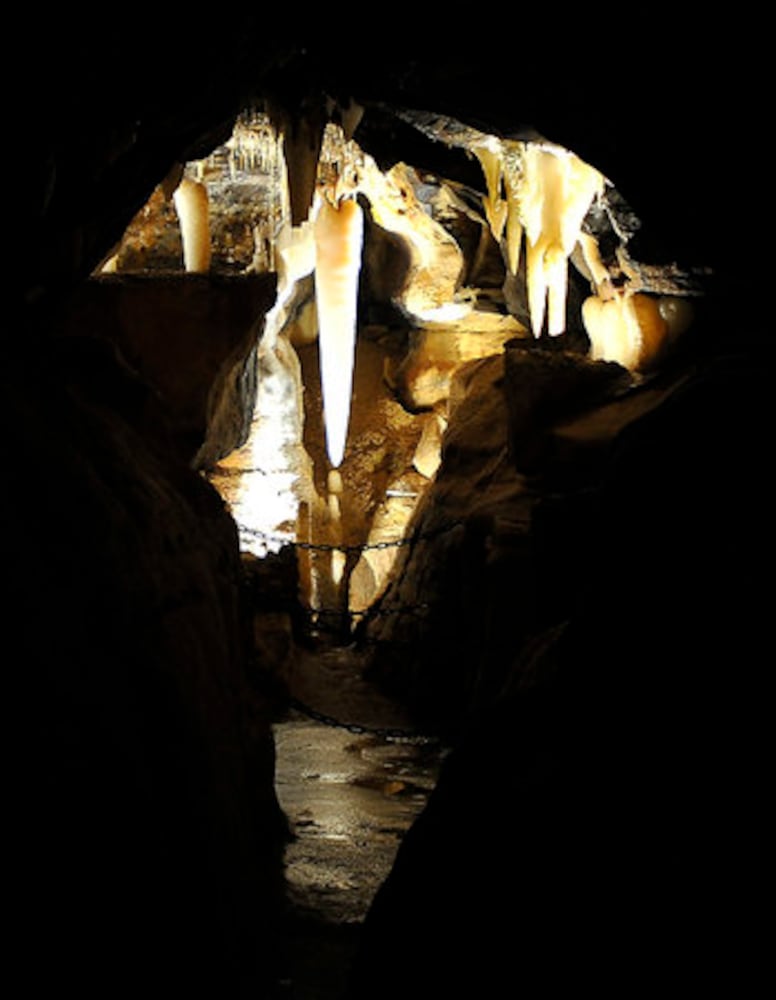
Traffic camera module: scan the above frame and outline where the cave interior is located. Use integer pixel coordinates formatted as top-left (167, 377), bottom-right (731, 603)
top-left (8, 18), bottom-right (771, 1000)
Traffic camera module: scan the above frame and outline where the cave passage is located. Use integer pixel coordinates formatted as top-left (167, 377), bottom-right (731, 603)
top-left (13, 21), bottom-right (773, 1000)
top-left (90, 98), bottom-right (723, 998)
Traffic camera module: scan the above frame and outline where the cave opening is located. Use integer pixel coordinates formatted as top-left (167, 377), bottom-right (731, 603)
top-left (76, 96), bottom-right (722, 996)
top-left (13, 29), bottom-right (769, 996)
top-left (97, 103), bottom-right (703, 652)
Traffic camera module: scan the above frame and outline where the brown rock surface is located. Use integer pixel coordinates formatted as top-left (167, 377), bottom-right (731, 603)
top-left (6, 337), bottom-right (286, 996)
top-left (56, 272), bottom-right (277, 466)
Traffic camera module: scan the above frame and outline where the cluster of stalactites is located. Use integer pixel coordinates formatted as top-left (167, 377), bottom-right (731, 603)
top-left (224, 113), bottom-right (283, 177)
top-left (272, 110), bottom-right (368, 469)
top-left (473, 136), bottom-right (695, 371)
top-left (474, 137), bottom-right (605, 338)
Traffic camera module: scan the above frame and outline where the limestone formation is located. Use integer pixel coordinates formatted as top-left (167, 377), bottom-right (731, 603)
top-left (173, 176), bottom-right (212, 272)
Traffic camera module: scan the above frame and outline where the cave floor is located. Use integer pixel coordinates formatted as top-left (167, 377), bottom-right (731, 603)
top-left (269, 641), bottom-right (448, 999)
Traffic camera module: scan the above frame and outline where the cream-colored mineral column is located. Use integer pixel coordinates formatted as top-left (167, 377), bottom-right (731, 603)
top-left (582, 291), bottom-right (694, 372)
top-left (327, 469), bottom-right (346, 586)
top-left (172, 177), bottom-right (211, 273)
top-left (313, 195), bottom-right (364, 468)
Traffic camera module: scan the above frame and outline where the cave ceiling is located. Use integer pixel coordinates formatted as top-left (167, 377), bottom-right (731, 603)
top-left (17, 13), bottom-right (765, 338)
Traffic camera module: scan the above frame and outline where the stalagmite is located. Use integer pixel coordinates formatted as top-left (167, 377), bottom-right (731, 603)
top-left (314, 195), bottom-right (364, 467)
top-left (582, 291), bottom-right (692, 372)
top-left (505, 194), bottom-right (523, 277)
top-left (582, 293), bottom-right (642, 370)
top-left (326, 469), bottom-right (345, 586)
top-left (276, 220), bottom-right (317, 294)
top-left (172, 177), bottom-right (211, 272)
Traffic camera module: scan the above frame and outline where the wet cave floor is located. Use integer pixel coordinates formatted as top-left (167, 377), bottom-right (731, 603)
top-left (268, 640), bottom-right (448, 999)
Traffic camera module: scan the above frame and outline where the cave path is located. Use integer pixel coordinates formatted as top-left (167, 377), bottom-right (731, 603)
top-left (270, 642), bottom-right (447, 999)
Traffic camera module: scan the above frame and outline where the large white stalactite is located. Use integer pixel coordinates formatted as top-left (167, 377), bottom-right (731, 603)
top-left (313, 195), bottom-right (364, 468)
top-left (275, 118), bottom-right (463, 473)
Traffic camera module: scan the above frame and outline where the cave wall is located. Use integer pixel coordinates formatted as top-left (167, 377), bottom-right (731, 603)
top-left (56, 272), bottom-right (278, 465)
top-left (349, 350), bottom-right (770, 997)
top-left (5, 337), bottom-right (287, 995)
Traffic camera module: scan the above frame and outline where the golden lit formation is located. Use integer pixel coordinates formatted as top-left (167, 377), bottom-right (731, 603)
top-left (474, 138), bottom-right (605, 337)
top-left (172, 177), bottom-right (212, 273)
top-left (159, 108), bottom-right (696, 471)
top-left (468, 133), bottom-right (696, 370)
top-left (582, 290), bottom-right (695, 372)
top-left (101, 103), bottom-right (700, 610)
top-left (313, 195), bottom-right (364, 468)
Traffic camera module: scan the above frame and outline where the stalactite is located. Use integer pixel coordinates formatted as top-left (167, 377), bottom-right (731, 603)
top-left (313, 194), bottom-right (364, 468)
top-left (276, 220), bottom-right (317, 295)
top-left (269, 101), bottom-right (327, 227)
top-left (473, 140), bottom-right (507, 244)
top-left (475, 138), bottom-right (605, 337)
top-left (577, 230), bottom-right (610, 288)
top-left (326, 95), bottom-right (364, 142)
top-left (502, 142), bottom-right (525, 277)
top-left (521, 144), bottom-right (605, 337)
top-left (172, 177), bottom-right (211, 273)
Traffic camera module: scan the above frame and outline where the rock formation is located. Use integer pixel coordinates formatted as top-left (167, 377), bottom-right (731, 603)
top-left (8, 18), bottom-right (768, 998)
top-left (5, 337), bottom-right (287, 996)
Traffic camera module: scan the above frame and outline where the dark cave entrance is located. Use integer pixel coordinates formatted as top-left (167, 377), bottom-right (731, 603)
top-left (16, 39), bottom-right (768, 992)
top-left (86, 104), bottom-right (722, 999)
